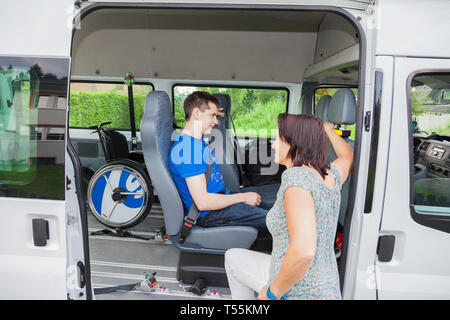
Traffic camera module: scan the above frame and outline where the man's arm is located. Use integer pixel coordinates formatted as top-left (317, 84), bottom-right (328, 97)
top-left (185, 174), bottom-right (261, 211)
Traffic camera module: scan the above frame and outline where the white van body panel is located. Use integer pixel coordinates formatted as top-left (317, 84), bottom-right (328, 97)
top-left (342, 56), bottom-right (395, 299)
top-left (375, 0), bottom-right (450, 58)
top-left (376, 57), bottom-right (450, 299)
top-left (0, 0), bottom-right (74, 57)
top-left (0, 199), bottom-right (67, 299)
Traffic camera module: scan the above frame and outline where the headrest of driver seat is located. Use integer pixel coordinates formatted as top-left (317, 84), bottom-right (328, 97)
top-left (328, 88), bottom-right (357, 125)
top-left (315, 95), bottom-right (332, 121)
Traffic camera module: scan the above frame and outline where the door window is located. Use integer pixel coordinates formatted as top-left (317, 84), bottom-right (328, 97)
top-left (0, 57), bottom-right (69, 200)
top-left (173, 85), bottom-right (288, 138)
top-left (409, 73), bottom-right (450, 215)
top-left (70, 82), bottom-right (153, 130)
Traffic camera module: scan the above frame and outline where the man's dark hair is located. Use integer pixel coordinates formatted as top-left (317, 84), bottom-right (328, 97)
top-left (278, 113), bottom-right (331, 179)
top-left (183, 91), bottom-right (219, 120)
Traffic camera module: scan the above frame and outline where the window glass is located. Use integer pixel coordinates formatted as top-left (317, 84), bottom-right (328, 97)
top-left (410, 73), bottom-right (450, 214)
top-left (69, 82), bottom-right (153, 130)
top-left (315, 87), bottom-right (358, 140)
top-left (173, 86), bottom-right (288, 138)
top-left (0, 57), bottom-right (69, 200)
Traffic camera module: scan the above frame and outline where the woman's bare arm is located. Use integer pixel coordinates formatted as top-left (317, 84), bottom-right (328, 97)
top-left (259, 186), bottom-right (317, 299)
top-left (323, 122), bottom-right (354, 183)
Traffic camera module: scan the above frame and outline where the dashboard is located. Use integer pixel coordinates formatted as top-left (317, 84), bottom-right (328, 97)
top-left (414, 137), bottom-right (450, 179)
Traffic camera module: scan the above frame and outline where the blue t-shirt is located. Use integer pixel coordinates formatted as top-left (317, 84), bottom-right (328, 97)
top-left (169, 133), bottom-right (227, 218)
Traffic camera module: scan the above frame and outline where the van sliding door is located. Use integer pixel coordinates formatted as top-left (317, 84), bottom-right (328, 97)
top-left (0, 0), bottom-right (87, 299)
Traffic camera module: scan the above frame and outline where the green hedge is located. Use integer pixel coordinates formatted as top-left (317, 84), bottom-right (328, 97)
top-left (69, 92), bottom-right (146, 129)
top-left (70, 90), bottom-right (287, 137)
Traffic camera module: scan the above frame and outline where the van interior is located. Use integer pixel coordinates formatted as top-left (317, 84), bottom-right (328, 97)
top-left (69, 6), bottom-right (360, 299)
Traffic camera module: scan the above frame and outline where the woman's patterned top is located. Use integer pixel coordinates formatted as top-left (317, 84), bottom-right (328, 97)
top-left (266, 164), bottom-right (342, 300)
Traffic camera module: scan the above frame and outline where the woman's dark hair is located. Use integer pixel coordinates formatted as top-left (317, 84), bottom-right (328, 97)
top-left (183, 91), bottom-right (219, 121)
top-left (277, 113), bottom-right (330, 179)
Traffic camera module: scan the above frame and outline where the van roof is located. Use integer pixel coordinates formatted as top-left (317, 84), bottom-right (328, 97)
top-left (85, 0), bottom-right (375, 11)
top-left (72, 7), bottom-right (359, 84)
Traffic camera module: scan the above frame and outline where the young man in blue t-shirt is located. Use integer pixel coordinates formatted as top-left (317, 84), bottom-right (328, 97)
top-left (168, 91), bottom-right (273, 231)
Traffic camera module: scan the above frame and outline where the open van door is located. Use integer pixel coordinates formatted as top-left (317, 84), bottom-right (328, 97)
top-left (375, 57), bottom-right (450, 299)
top-left (0, 0), bottom-right (90, 299)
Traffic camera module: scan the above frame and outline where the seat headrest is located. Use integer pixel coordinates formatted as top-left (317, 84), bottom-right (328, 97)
top-left (315, 95), bottom-right (332, 121)
top-left (140, 91), bottom-right (175, 167)
top-left (328, 88), bottom-right (357, 125)
top-left (143, 90), bottom-right (173, 122)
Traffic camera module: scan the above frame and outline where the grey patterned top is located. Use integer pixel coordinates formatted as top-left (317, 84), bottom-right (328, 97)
top-left (266, 165), bottom-right (342, 300)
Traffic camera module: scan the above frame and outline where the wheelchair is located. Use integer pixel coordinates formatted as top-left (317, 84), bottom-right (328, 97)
top-left (86, 121), bottom-right (154, 229)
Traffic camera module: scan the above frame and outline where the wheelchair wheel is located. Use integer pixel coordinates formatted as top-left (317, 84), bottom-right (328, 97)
top-left (87, 159), bottom-right (153, 229)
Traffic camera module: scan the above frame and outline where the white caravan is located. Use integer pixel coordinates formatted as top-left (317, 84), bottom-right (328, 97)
top-left (0, 0), bottom-right (449, 300)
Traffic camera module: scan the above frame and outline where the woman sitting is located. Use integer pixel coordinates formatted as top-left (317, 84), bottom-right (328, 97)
top-left (224, 113), bottom-right (353, 300)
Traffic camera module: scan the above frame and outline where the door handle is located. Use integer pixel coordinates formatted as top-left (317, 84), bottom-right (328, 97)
top-left (377, 235), bottom-right (395, 262)
top-left (32, 218), bottom-right (50, 247)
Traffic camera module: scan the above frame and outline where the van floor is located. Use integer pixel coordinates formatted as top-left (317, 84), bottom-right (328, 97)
top-left (87, 202), bottom-right (231, 300)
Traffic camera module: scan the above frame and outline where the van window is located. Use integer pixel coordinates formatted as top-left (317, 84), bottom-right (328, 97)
top-left (315, 87), bottom-right (358, 140)
top-left (0, 58), bottom-right (69, 200)
top-left (173, 85), bottom-right (288, 138)
top-left (70, 82), bottom-right (153, 130)
top-left (410, 73), bottom-right (450, 215)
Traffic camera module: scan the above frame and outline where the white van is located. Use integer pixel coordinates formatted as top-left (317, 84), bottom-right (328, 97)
top-left (0, 0), bottom-right (449, 300)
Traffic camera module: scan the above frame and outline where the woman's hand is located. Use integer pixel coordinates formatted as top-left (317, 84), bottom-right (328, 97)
top-left (258, 285), bottom-right (269, 300)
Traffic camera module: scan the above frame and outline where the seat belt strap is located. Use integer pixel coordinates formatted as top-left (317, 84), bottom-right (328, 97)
top-left (230, 116), bottom-right (245, 186)
top-left (179, 154), bottom-right (214, 244)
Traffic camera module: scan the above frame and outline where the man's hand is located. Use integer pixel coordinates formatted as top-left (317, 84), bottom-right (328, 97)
top-left (241, 192), bottom-right (262, 206)
top-left (216, 107), bottom-right (225, 118)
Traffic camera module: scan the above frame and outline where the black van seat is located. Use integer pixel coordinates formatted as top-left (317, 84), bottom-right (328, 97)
top-left (103, 128), bottom-right (130, 160)
top-left (102, 128), bottom-right (145, 164)
top-left (327, 89), bottom-right (356, 227)
top-left (140, 91), bottom-right (258, 254)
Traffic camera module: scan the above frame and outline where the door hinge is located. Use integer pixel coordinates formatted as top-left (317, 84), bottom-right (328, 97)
top-left (67, 214), bottom-right (78, 225)
top-left (66, 176), bottom-right (72, 191)
top-left (364, 111), bottom-right (372, 132)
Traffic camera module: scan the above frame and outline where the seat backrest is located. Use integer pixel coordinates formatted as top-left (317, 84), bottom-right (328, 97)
top-left (327, 88), bottom-right (357, 227)
top-left (315, 95), bottom-right (332, 121)
top-left (103, 128), bottom-right (130, 160)
top-left (140, 91), bottom-right (185, 236)
top-left (210, 94), bottom-right (241, 192)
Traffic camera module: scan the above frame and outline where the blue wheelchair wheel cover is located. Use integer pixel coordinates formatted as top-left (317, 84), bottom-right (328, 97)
top-left (88, 163), bottom-right (149, 228)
